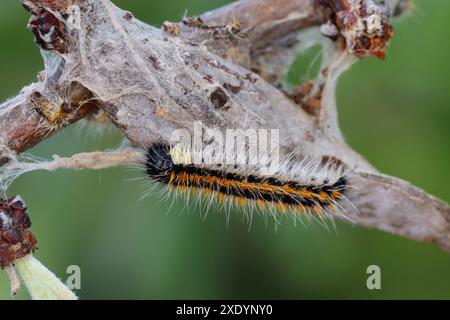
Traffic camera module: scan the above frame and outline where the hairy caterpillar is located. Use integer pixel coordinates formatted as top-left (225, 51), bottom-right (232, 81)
top-left (145, 143), bottom-right (350, 223)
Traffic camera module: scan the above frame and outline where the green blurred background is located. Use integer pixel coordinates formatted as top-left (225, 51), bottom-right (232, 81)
top-left (0, 0), bottom-right (449, 299)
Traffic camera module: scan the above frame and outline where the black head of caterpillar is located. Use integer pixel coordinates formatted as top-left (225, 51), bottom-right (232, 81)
top-left (145, 143), bottom-right (348, 216)
top-left (145, 143), bottom-right (174, 184)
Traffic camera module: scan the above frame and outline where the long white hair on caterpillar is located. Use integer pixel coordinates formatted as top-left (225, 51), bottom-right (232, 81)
top-left (143, 142), bottom-right (356, 229)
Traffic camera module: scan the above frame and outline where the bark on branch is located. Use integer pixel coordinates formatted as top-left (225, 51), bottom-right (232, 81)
top-left (1, 0), bottom-right (449, 253)
top-left (0, 81), bottom-right (97, 166)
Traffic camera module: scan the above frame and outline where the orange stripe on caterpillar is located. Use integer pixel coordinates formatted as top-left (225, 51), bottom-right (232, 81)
top-left (145, 144), bottom-right (347, 215)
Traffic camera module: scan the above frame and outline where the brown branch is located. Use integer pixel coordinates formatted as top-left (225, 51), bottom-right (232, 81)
top-left (0, 0), bottom-right (406, 163)
top-left (0, 0), bottom-right (323, 163)
top-left (0, 82), bottom-right (43, 165)
top-left (0, 82), bottom-right (97, 166)
top-left (349, 172), bottom-right (450, 252)
top-left (200, 0), bottom-right (322, 52)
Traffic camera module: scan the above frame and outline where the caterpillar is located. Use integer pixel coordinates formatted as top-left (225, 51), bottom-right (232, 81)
top-left (145, 143), bottom-right (350, 222)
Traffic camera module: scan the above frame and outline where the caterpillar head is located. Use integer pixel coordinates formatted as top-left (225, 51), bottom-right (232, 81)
top-left (145, 144), bottom-right (173, 179)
